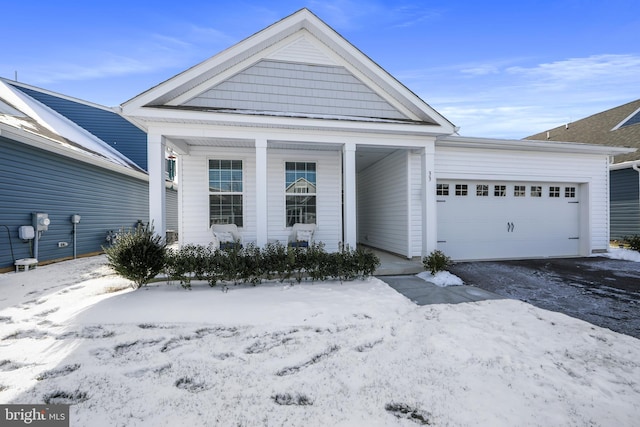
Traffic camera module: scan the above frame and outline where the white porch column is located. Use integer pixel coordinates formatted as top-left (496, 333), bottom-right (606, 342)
top-left (421, 144), bottom-right (437, 256)
top-left (343, 142), bottom-right (357, 249)
top-left (148, 133), bottom-right (166, 238)
top-left (255, 139), bottom-right (268, 246)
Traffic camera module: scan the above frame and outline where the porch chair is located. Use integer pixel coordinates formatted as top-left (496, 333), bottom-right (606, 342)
top-left (211, 224), bottom-right (243, 250)
top-left (288, 223), bottom-right (316, 248)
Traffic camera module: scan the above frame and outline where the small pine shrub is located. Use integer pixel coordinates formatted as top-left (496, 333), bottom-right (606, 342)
top-left (423, 250), bottom-right (451, 275)
top-left (104, 224), bottom-right (166, 289)
top-left (354, 247), bottom-right (381, 278)
top-left (623, 235), bottom-right (640, 252)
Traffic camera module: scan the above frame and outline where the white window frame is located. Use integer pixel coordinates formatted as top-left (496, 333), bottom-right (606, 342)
top-left (208, 159), bottom-right (244, 227)
top-left (285, 161), bottom-right (317, 227)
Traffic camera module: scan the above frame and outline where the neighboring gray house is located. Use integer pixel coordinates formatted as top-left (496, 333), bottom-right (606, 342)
top-left (526, 99), bottom-right (640, 239)
top-left (122, 8), bottom-right (631, 261)
top-left (0, 79), bottom-right (177, 270)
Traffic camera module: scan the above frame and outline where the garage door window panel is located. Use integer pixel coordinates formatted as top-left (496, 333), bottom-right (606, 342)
top-left (437, 184), bottom-right (449, 196)
top-left (565, 187), bottom-right (576, 198)
top-left (455, 184), bottom-right (468, 196)
top-left (549, 186), bottom-right (560, 198)
top-left (494, 185), bottom-right (506, 197)
top-left (476, 184), bottom-right (488, 197)
top-left (531, 186), bottom-right (542, 197)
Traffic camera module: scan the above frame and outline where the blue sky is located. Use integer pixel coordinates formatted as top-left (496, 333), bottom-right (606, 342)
top-left (3, 0), bottom-right (639, 138)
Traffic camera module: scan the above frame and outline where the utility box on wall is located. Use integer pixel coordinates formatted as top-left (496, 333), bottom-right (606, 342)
top-left (33, 212), bottom-right (50, 231)
top-left (18, 225), bottom-right (35, 240)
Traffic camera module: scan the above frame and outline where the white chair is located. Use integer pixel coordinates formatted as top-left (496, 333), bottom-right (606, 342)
top-left (287, 223), bottom-right (316, 248)
top-left (211, 224), bottom-right (243, 249)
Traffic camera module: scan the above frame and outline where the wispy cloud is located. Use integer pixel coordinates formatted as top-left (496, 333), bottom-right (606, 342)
top-left (308, 0), bottom-right (441, 31)
top-left (460, 64), bottom-right (500, 76)
top-left (17, 53), bottom-right (163, 85)
top-left (388, 5), bottom-right (442, 29)
top-left (507, 54), bottom-right (640, 82)
top-left (307, 0), bottom-right (375, 30)
top-left (8, 22), bottom-right (238, 87)
top-left (412, 54), bottom-right (640, 138)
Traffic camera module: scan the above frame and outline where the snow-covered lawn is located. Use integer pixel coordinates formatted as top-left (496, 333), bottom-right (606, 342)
top-left (1, 256), bottom-right (639, 427)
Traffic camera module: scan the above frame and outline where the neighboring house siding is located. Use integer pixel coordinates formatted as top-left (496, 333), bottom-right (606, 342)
top-left (610, 168), bottom-right (640, 239)
top-left (0, 136), bottom-right (149, 269)
top-left (358, 150), bottom-right (409, 257)
top-left (11, 85), bottom-right (148, 170)
top-left (267, 149), bottom-right (342, 251)
top-left (184, 59), bottom-right (407, 120)
top-left (435, 146), bottom-right (611, 252)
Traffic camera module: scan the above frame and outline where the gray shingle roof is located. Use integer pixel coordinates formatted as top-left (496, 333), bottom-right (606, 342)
top-left (525, 99), bottom-right (640, 163)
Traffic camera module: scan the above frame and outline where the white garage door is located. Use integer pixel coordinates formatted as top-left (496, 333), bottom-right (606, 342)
top-left (437, 181), bottom-right (580, 260)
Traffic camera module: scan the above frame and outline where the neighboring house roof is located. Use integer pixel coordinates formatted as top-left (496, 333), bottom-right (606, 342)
top-left (0, 79), bottom-right (145, 176)
top-left (122, 8), bottom-right (456, 135)
top-left (5, 79), bottom-right (148, 170)
top-left (525, 99), bottom-right (640, 163)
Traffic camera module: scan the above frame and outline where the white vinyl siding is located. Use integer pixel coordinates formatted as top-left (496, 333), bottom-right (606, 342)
top-left (180, 147), bottom-right (256, 246)
top-left (358, 150), bottom-right (409, 257)
top-left (435, 146), bottom-right (611, 256)
top-left (267, 149), bottom-right (342, 251)
top-left (409, 152), bottom-right (424, 257)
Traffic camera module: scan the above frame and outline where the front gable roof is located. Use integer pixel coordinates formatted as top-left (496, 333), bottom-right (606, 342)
top-left (122, 8), bottom-right (455, 133)
top-left (525, 98), bottom-right (640, 163)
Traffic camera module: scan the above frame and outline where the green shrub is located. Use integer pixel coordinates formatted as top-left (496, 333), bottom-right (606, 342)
top-left (354, 247), bottom-right (381, 278)
top-left (104, 224), bottom-right (166, 289)
top-left (623, 235), bottom-right (640, 252)
top-left (131, 239), bottom-right (380, 288)
top-left (165, 244), bottom-right (218, 289)
top-left (306, 242), bottom-right (330, 282)
top-left (262, 241), bottom-right (289, 281)
top-left (238, 243), bottom-right (264, 285)
top-left (326, 244), bottom-right (380, 282)
top-left (423, 250), bottom-right (451, 275)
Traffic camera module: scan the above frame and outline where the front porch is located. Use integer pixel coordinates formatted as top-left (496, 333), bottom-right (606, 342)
top-left (369, 248), bottom-right (423, 276)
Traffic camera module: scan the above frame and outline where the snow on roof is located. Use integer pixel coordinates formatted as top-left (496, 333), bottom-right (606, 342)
top-left (0, 80), bottom-right (143, 172)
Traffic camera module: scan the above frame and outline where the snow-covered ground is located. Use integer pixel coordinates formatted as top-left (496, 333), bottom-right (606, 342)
top-left (603, 247), bottom-right (640, 262)
top-left (1, 256), bottom-right (639, 426)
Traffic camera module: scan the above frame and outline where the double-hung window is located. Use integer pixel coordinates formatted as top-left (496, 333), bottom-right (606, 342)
top-left (209, 160), bottom-right (243, 226)
top-left (285, 162), bottom-right (316, 227)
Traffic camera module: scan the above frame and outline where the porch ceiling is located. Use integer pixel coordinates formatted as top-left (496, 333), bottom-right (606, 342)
top-left (166, 136), bottom-right (400, 172)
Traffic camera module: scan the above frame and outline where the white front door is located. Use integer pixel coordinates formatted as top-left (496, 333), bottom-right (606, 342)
top-left (437, 181), bottom-right (580, 260)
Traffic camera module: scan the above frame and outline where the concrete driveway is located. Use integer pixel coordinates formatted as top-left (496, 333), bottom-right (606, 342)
top-left (448, 257), bottom-right (640, 339)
